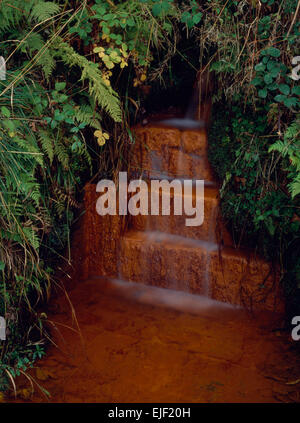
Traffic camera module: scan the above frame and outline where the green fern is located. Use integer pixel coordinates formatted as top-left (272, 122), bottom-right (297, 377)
top-left (0, 0), bottom-right (58, 79)
top-left (289, 176), bottom-right (300, 199)
top-left (269, 118), bottom-right (300, 198)
top-left (0, 0), bottom-right (24, 35)
top-left (77, 142), bottom-right (92, 175)
top-left (0, 0), bottom-right (60, 34)
top-left (13, 135), bottom-right (44, 167)
top-left (39, 130), bottom-right (54, 164)
top-left (18, 173), bottom-right (41, 207)
top-left (51, 39), bottom-right (122, 122)
top-left (74, 105), bottom-right (102, 130)
top-left (37, 50), bottom-right (56, 80)
top-left (30, 1), bottom-right (61, 23)
top-left (268, 140), bottom-right (285, 154)
top-left (21, 32), bottom-right (56, 79)
top-left (54, 139), bottom-right (69, 169)
top-left (54, 199), bottom-right (66, 219)
top-left (22, 226), bottom-right (40, 250)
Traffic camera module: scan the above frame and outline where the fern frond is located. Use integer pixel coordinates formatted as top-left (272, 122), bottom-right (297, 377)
top-left (288, 176), bottom-right (300, 199)
top-left (30, 1), bottom-right (61, 23)
top-left (38, 130), bottom-right (54, 164)
top-left (0, 0), bottom-right (60, 36)
top-left (51, 38), bottom-right (122, 122)
top-left (23, 32), bottom-right (44, 54)
top-left (74, 105), bottom-right (102, 129)
top-left (54, 139), bottom-right (69, 168)
top-left (20, 32), bottom-right (56, 79)
top-left (268, 140), bottom-right (286, 155)
top-left (37, 49), bottom-right (56, 80)
top-left (81, 144), bottom-right (92, 174)
top-left (0, 0), bottom-right (26, 35)
top-left (22, 226), bottom-right (40, 250)
top-left (12, 135), bottom-right (44, 167)
top-left (54, 199), bottom-right (65, 219)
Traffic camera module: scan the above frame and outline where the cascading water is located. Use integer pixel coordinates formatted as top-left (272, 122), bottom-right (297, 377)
top-left (156, 69), bottom-right (208, 130)
top-left (141, 73), bottom-right (216, 298)
top-left (19, 70), bottom-right (295, 405)
top-left (115, 72), bottom-right (219, 301)
top-left (83, 68), bottom-right (281, 317)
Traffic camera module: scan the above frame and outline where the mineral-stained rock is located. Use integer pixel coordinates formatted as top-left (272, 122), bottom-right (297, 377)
top-left (70, 123), bottom-right (284, 313)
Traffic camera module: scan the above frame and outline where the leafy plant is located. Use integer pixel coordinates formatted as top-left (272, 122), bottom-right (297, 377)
top-left (0, 0), bottom-right (204, 395)
top-left (269, 118), bottom-right (300, 198)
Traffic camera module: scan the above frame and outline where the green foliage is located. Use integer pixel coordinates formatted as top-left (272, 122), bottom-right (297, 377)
top-left (198, 0), bottom-right (299, 315)
top-left (0, 71), bottom-right (96, 390)
top-left (251, 50), bottom-right (299, 108)
top-left (71, 0), bottom-right (202, 89)
top-left (0, 1), bottom-right (107, 392)
top-left (209, 103), bottom-right (300, 309)
top-left (0, 0), bottom-right (60, 79)
top-left (269, 118), bottom-right (300, 198)
top-left (209, 106), bottom-right (299, 241)
top-left (0, 0), bottom-right (202, 394)
top-left (0, 0), bottom-right (60, 34)
top-left (0, 0), bottom-right (299, 394)
top-left (50, 38), bottom-right (121, 122)
top-left (30, 1), bottom-right (61, 22)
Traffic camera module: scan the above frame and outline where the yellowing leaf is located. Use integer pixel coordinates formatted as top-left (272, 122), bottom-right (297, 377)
top-left (110, 51), bottom-right (119, 59)
top-left (94, 129), bottom-right (109, 146)
top-left (102, 34), bottom-right (110, 42)
top-left (121, 48), bottom-right (128, 58)
top-left (103, 78), bottom-right (111, 86)
top-left (94, 130), bottom-right (103, 138)
top-left (97, 138), bottom-right (106, 146)
top-left (120, 59), bottom-right (128, 68)
top-left (103, 59), bottom-right (115, 69)
top-left (93, 46), bottom-right (104, 54)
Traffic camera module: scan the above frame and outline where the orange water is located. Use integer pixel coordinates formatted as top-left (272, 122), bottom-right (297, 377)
top-left (10, 277), bottom-right (300, 403)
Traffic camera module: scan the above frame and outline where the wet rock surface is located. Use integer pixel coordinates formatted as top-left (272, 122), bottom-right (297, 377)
top-left (9, 120), bottom-right (299, 403)
top-left (11, 278), bottom-right (300, 403)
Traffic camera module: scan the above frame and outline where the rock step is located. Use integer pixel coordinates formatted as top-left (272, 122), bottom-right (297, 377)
top-left (131, 170), bottom-right (218, 189)
top-left (130, 126), bottom-right (214, 180)
top-left (116, 230), bottom-right (282, 312)
top-left (133, 125), bottom-right (207, 152)
top-left (129, 185), bottom-right (232, 246)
